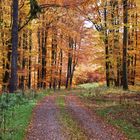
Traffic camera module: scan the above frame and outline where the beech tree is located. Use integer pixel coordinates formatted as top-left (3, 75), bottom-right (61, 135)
top-left (122, 0), bottom-right (128, 90)
top-left (0, 0), bottom-right (139, 92)
top-left (9, 0), bottom-right (18, 93)
top-left (9, 0), bottom-right (41, 93)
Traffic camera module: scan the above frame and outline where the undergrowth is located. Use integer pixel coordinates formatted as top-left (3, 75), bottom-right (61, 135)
top-left (78, 83), bottom-right (140, 140)
top-left (0, 91), bottom-right (48, 140)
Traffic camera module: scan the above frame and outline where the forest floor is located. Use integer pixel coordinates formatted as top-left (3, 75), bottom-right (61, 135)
top-left (25, 92), bottom-right (128, 140)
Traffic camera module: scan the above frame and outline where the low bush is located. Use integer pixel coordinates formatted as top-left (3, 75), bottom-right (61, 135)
top-left (74, 70), bottom-right (105, 85)
top-left (0, 92), bottom-right (47, 140)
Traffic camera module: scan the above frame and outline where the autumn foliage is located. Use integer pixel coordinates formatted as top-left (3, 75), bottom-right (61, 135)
top-left (0, 0), bottom-right (140, 92)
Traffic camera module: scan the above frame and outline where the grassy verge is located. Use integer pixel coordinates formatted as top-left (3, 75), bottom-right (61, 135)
top-left (78, 82), bottom-right (99, 89)
top-left (56, 95), bottom-right (88, 140)
top-left (96, 104), bottom-right (140, 140)
top-left (0, 91), bottom-right (48, 140)
top-left (77, 83), bottom-right (140, 140)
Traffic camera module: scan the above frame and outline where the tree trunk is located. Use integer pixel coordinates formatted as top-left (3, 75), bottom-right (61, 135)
top-left (66, 37), bottom-right (73, 89)
top-left (37, 28), bottom-right (41, 88)
top-left (9, 0), bottom-right (18, 93)
top-left (28, 30), bottom-right (32, 89)
top-left (122, 0), bottom-right (128, 90)
top-left (104, 1), bottom-right (110, 87)
top-left (58, 49), bottom-right (63, 89)
top-left (133, 12), bottom-right (138, 85)
top-left (41, 29), bottom-right (48, 88)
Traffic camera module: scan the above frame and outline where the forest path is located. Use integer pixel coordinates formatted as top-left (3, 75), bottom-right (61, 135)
top-left (25, 95), bottom-right (68, 140)
top-left (65, 94), bottom-right (128, 140)
top-left (25, 94), bottom-right (128, 140)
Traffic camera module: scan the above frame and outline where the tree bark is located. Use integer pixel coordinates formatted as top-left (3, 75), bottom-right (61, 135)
top-left (104, 1), bottom-right (110, 87)
top-left (58, 49), bottom-right (63, 89)
top-left (9, 0), bottom-right (18, 93)
top-left (28, 29), bottom-right (32, 89)
top-left (122, 0), bottom-right (128, 90)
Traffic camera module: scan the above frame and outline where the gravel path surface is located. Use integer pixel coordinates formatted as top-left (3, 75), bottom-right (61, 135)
top-left (25, 94), bottom-right (128, 140)
top-left (65, 94), bottom-right (128, 140)
top-left (25, 95), bottom-right (67, 140)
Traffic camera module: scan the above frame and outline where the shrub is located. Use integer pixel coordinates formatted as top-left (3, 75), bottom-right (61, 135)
top-left (75, 70), bottom-right (105, 85)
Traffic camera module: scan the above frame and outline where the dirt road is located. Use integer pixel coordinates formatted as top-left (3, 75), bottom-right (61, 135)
top-left (25, 96), bottom-right (68, 140)
top-left (25, 94), bottom-right (127, 140)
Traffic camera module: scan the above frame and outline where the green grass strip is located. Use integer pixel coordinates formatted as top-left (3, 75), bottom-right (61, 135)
top-left (97, 108), bottom-right (140, 140)
top-left (56, 95), bottom-right (88, 140)
top-left (1, 93), bottom-right (47, 140)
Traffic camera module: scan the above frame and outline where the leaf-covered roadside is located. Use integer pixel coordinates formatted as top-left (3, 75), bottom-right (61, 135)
top-left (78, 83), bottom-right (140, 140)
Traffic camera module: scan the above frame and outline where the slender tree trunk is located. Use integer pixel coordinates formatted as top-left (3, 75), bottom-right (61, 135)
top-left (122, 0), bottom-right (128, 90)
top-left (37, 28), bottom-right (41, 88)
top-left (114, 1), bottom-right (121, 86)
top-left (3, 48), bottom-right (11, 91)
top-left (130, 2), bottom-right (137, 85)
top-left (66, 37), bottom-right (74, 89)
top-left (66, 54), bottom-right (70, 89)
top-left (53, 31), bottom-right (57, 91)
top-left (104, 1), bottom-right (110, 87)
top-left (50, 29), bottom-right (57, 90)
top-left (20, 30), bottom-right (27, 90)
top-left (58, 49), bottom-right (63, 89)
top-left (28, 30), bottom-right (32, 89)
top-left (70, 68), bottom-right (74, 88)
top-left (41, 29), bottom-right (48, 88)
top-left (9, 0), bottom-right (18, 93)
top-left (66, 52), bottom-right (72, 89)
top-left (70, 39), bottom-right (77, 88)
top-left (133, 12), bottom-right (138, 85)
